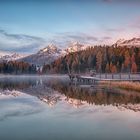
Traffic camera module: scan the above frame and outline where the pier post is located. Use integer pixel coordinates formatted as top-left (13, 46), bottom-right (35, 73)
top-left (128, 72), bottom-right (130, 79)
top-left (119, 73), bottom-right (121, 79)
top-left (112, 73), bottom-right (114, 79)
top-left (105, 73), bottom-right (107, 79)
top-left (100, 72), bottom-right (101, 79)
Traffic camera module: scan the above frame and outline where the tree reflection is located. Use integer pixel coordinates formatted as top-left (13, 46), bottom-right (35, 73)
top-left (0, 77), bottom-right (140, 111)
top-left (50, 82), bottom-right (140, 106)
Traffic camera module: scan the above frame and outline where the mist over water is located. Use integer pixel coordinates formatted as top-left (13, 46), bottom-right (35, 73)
top-left (0, 75), bottom-right (140, 140)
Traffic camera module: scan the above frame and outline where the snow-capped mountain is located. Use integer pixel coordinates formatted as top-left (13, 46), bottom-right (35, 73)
top-left (0, 51), bottom-right (11, 57)
top-left (38, 44), bottom-right (65, 56)
top-left (19, 42), bottom-right (90, 65)
top-left (20, 44), bottom-right (66, 66)
top-left (0, 51), bottom-right (26, 62)
top-left (20, 42), bottom-right (90, 65)
top-left (65, 41), bottom-right (88, 53)
top-left (0, 42), bottom-right (90, 65)
top-left (115, 38), bottom-right (140, 47)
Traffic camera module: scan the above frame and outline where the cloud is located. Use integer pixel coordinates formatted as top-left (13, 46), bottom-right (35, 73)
top-left (0, 29), bottom-right (46, 53)
top-left (106, 28), bottom-right (125, 32)
top-left (0, 29), bottom-right (117, 52)
top-left (66, 34), bottom-right (98, 41)
top-left (101, 36), bottom-right (112, 40)
top-left (0, 109), bottom-right (42, 122)
top-left (0, 30), bottom-right (103, 52)
top-left (49, 32), bottom-right (99, 47)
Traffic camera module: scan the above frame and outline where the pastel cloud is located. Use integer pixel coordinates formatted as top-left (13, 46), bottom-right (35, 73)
top-left (106, 28), bottom-right (126, 32)
top-left (0, 29), bottom-right (112, 53)
top-left (49, 32), bottom-right (100, 46)
top-left (0, 30), bottom-right (46, 53)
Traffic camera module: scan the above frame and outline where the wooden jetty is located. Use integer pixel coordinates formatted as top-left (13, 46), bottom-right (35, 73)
top-left (68, 73), bottom-right (140, 84)
top-left (66, 61), bottom-right (140, 84)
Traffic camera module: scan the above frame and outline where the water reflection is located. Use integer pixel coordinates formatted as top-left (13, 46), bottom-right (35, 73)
top-left (0, 76), bottom-right (140, 112)
top-left (1, 76), bottom-right (140, 140)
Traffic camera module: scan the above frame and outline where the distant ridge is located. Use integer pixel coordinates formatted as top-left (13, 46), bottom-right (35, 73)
top-left (114, 38), bottom-right (140, 47)
top-left (1, 37), bottom-right (140, 65)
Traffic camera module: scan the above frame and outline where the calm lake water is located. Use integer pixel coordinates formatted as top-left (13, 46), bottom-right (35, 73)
top-left (0, 75), bottom-right (140, 140)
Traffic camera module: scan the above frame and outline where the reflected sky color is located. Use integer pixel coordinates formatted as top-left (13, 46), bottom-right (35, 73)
top-left (0, 75), bottom-right (140, 140)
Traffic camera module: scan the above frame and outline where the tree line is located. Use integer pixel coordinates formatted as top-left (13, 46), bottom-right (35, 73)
top-left (0, 61), bottom-right (37, 74)
top-left (0, 45), bottom-right (139, 74)
top-left (43, 46), bottom-right (140, 74)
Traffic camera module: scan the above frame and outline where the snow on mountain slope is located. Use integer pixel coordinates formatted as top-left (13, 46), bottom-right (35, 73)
top-left (19, 42), bottom-right (90, 65)
top-left (38, 44), bottom-right (65, 56)
top-left (0, 51), bottom-right (11, 57)
top-left (65, 42), bottom-right (88, 53)
top-left (115, 38), bottom-right (140, 47)
top-left (20, 44), bottom-right (66, 66)
top-left (0, 42), bottom-right (90, 65)
top-left (0, 51), bottom-right (26, 62)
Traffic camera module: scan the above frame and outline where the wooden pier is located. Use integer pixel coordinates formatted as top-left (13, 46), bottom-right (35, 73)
top-left (69, 73), bottom-right (140, 84)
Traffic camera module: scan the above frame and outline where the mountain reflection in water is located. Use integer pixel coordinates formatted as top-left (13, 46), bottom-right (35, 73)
top-left (0, 76), bottom-right (140, 112)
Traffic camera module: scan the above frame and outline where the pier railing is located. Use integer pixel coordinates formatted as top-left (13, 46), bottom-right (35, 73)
top-left (94, 72), bottom-right (140, 80)
top-left (68, 72), bottom-right (140, 83)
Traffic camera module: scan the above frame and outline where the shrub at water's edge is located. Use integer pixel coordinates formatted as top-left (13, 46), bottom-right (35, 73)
top-left (100, 81), bottom-right (140, 92)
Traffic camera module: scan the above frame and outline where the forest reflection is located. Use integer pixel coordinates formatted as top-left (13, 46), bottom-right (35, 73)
top-left (0, 77), bottom-right (140, 111)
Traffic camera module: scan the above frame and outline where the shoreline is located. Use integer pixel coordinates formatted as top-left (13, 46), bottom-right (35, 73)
top-left (100, 81), bottom-right (140, 92)
top-left (0, 74), bottom-right (68, 77)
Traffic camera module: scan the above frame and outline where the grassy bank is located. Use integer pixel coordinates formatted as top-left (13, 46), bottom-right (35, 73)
top-left (100, 81), bottom-right (140, 92)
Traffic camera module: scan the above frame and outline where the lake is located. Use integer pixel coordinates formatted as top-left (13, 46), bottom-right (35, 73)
top-left (0, 75), bottom-right (140, 140)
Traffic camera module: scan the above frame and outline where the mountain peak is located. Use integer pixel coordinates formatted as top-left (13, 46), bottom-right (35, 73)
top-left (21, 44), bottom-right (66, 66)
top-left (38, 44), bottom-right (58, 54)
top-left (0, 52), bottom-right (26, 62)
top-left (115, 37), bottom-right (140, 47)
top-left (66, 42), bottom-right (87, 53)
